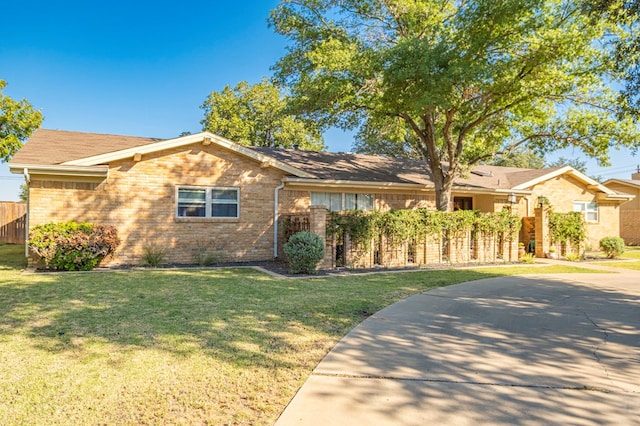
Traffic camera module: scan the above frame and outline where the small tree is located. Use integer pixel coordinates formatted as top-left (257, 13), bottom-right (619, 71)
top-left (283, 231), bottom-right (326, 274)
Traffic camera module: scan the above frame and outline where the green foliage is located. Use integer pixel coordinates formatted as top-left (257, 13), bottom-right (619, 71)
top-left (269, 0), bottom-right (640, 210)
top-left (28, 222), bottom-right (120, 271)
top-left (549, 212), bottom-right (586, 249)
top-left (490, 147), bottom-right (546, 169)
top-left (0, 80), bottom-right (44, 162)
top-left (328, 208), bottom-right (521, 248)
top-left (521, 253), bottom-right (536, 264)
top-left (200, 78), bottom-right (324, 150)
top-left (283, 231), bottom-right (326, 274)
top-left (18, 183), bottom-right (27, 202)
top-left (599, 236), bottom-right (625, 259)
top-left (564, 252), bottom-right (582, 262)
top-left (142, 244), bottom-right (167, 267)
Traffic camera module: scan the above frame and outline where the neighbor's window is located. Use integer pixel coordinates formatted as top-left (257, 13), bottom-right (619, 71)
top-left (177, 186), bottom-right (239, 218)
top-left (573, 201), bottom-right (598, 222)
top-left (310, 192), bottom-right (373, 211)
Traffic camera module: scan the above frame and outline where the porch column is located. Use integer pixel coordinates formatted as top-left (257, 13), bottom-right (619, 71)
top-left (534, 207), bottom-right (550, 258)
top-left (309, 206), bottom-right (332, 269)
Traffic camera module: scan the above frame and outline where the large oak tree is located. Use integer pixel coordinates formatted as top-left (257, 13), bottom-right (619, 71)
top-left (269, 0), bottom-right (640, 210)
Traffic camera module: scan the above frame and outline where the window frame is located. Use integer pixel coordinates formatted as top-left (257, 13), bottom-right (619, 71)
top-left (310, 191), bottom-right (374, 212)
top-left (573, 201), bottom-right (598, 223)
top-left (176, 186), bottom-right (240, 219)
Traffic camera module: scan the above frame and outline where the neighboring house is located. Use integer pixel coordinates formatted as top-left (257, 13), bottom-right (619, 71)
top-left (9, 129), bottom-right (633, 266)
top-left (603, 171), bottom-right (640, 245)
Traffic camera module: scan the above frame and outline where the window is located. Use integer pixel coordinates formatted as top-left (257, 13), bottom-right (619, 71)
top-left (573, 201), bottom-right (598, 222)
top-left (177, 186), bottom-right (239, 218)
top-left (453, 197), bottom-right (473, 211)
top-left (310, 192), bottom-right (374, 211)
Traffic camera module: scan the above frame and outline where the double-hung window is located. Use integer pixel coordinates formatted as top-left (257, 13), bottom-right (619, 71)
top-left (310, 192), bottom-right (374, 211)
top-left (177, 186), bottom-right (239, 218)
top-left (573, 201), bottom-right (598, 222)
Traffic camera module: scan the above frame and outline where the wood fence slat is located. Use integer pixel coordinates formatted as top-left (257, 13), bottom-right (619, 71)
top-left (0, 202), bottom-right (27, 244)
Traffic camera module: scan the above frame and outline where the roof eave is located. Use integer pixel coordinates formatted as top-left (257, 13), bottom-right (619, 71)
top-left (283, 177), bottom-right (533, 195)
top-left (9, 163), bottom-right (109, 178)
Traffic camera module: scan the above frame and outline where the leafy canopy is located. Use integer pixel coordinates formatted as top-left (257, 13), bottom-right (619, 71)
top-left (201, 78), bottom-right (325, 150)
top-left (269, 0), bottom-right (640, 210)
top-left (0, 80), bottom-right (43, 162)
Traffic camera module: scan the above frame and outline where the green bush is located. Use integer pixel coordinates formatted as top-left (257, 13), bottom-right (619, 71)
top-left (599, 236), bottom-right (625, 259)
top-left (283, 231), bottom-right (325, 274)
top-left (29, 221), bottom-right (120, 271)
top-left (520, 253), bottom-right (535, 264)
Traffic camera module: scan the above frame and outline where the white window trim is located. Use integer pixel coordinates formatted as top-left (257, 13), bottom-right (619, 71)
top-left (573, 201), bottom-right (598, 223)
top-left (310, 191), bottom-right (374, 212)
top-left (176, 186), bottom-right (240, 219)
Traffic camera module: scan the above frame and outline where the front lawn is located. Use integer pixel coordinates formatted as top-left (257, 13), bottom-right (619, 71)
top-left (0, 244), bottom-right (602, 425)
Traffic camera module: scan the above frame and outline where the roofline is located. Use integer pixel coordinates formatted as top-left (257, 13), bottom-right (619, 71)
top-left (602, 178), bottom-right (640, 189)
top-left (512, 166), bottom-right (616, 195)
top-left (282, 177), bottom-right (533, 195)
top-left (61, 131), bottom-right (315, 178)
top-left (9, 163), bottom-right (109, 178)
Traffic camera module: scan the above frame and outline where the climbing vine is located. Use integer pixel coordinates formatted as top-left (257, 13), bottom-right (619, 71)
top-left (328, 208), bottom-right (521, 249)
top-left (549, 212), bottom-right (586, 248)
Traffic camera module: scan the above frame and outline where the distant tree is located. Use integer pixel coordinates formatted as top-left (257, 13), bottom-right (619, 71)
top-left (270, 0), bottom-right (640, 211)
top-left (545, 157), bottom-right (588, 174)
top-left (490, 147), bottom-right (546, 169)
top-left (19, 183), bottom-right (28, 202)
top-left (201, 78), bottom-right (325, 150)
top-left (178, 131), bottom-right (192, 137)
top-left (0, 80), bottom-right (43, 162)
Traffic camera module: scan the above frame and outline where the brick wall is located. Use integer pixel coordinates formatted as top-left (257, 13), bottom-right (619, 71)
top-left (621, 210), bottom-right (640, 245)
top-left (528, 175), bottom-right (621, 250)
top-left (29, 144), bottom-right (285, 265)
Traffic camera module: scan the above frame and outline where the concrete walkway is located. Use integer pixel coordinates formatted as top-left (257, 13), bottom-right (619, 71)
top-left (276, 263), bottom-right (640, 425)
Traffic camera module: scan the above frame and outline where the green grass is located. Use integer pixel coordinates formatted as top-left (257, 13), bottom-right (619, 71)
top-left (0, 244), bottom-right (605, 425)
top-left (590, 245), bottom-right (640, 270)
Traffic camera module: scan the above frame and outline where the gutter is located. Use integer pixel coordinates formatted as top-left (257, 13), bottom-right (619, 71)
top-left (23, 168), bottom-right (30, 258)
top-left (273, 182), bottom-right (285, 258)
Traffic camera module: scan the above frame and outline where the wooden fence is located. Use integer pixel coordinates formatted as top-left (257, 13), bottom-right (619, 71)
top-left (0, 202), bottom-right (26, 244)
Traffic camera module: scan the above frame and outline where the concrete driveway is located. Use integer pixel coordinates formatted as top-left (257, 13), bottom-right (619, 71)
top-left (276, 267), bottom-right (640, 425)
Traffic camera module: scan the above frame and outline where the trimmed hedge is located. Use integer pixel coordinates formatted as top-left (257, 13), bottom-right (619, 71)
top-left (29, 221), bottom-right (120, 271)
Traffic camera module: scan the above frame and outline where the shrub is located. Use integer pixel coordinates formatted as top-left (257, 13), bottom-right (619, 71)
top-left (283, 231), bottom-right (325, 274)
top-left (196, 251), bottom-right (220, 266)
top-left (29, 222), bottom-right (120, 271)
top-left (521, 253), bottom-right (535, 264)
top-left (599, 236), bottom-right (625, 259)
top-left (142, 244), bottom-right (166, 267)
top-left (564, 252), bottom-right (581, 262)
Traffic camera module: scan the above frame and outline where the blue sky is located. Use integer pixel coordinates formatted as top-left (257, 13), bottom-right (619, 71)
top-left (1, 0), bottom-right (638, 201)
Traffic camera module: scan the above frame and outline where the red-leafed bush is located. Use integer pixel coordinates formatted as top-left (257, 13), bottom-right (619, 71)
top-left (28, 221), bottom-right (120, 271)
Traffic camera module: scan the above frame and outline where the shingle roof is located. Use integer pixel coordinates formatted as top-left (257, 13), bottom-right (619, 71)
top-left (254, 147), bottom-right (544, 190)
top-left (11, 129), bottom-right (561, 192)
top-left (10, 129), bottom-right (163, 165)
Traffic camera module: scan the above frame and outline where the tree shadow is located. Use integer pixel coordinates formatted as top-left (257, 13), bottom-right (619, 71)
top-left (289, 274), bottom-right (640, 424)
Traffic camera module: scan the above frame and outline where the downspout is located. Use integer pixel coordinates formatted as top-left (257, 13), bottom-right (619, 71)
top-left (23, 168), bottom-right (30, 258)
top-left (273, 182), bottom-right (285, 258)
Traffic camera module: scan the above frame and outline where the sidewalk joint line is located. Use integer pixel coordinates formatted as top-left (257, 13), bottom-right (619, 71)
top-left (311, 372), bottom-right (612, 393)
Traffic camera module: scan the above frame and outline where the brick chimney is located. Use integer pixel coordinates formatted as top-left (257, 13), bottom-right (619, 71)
top-left (633, 166), bottom-right (640, 181)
